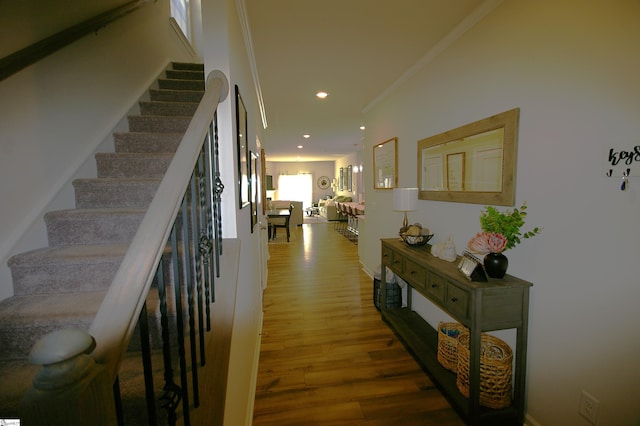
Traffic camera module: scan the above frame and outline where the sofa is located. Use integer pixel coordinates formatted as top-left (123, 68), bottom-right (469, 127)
top-left (318, 196), bottom-right (352, 221)
top-left (269, 200), bottom-right (303, 226)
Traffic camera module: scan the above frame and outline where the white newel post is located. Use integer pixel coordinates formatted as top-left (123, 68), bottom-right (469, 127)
top-left (20, 328), bottom-right (116, 426)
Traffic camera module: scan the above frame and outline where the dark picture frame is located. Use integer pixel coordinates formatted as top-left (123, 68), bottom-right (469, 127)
top-left (235, 85), bottom-right (249, 209)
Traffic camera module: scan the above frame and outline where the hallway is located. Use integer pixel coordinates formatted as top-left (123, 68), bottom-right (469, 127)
top-left (253, 223), bottom-right (464, 425)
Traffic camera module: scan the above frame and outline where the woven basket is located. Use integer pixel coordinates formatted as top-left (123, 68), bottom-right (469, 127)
top-left (456, 333), bottom-right (513, 409)
top-left (437, 322), bottom-right (468, 373)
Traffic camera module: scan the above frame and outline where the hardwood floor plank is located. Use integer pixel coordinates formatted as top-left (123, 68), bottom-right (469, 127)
top-left (254, 224), bottom-right (464, 425)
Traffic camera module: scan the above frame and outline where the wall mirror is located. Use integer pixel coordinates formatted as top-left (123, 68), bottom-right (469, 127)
top-left (417, 108), bottom-right (519, 206)
top-left (373, 137), bottom-right (397, 189)
top-left (339, 167), bottom-right (345, 190)
top-left (347, 165), bottom-right (353, 191)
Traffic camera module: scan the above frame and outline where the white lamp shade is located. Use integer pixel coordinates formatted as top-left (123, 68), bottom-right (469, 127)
top-left (393, 188), bottom-right (418, 211)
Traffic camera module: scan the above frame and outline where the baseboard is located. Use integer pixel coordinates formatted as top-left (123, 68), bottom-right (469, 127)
top-left (244, 311), bottom-right (264, 426)
top-left (524, 413), bottom-right (542, 426)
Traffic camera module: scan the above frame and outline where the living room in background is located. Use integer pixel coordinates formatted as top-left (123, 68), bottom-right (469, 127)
top-left (277, 174), bottom-right (312, 209)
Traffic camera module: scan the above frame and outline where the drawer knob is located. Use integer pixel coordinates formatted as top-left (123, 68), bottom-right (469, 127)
top-left (451, 297), bottom-right (458, 302)
top-left (431, 284), bottom-right (437, 288)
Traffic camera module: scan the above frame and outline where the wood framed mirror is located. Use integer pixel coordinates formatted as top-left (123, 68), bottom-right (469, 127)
top-left (373, 137), bottom-right (397, 189)
top-left (417, 108), bottom-right (519, 206)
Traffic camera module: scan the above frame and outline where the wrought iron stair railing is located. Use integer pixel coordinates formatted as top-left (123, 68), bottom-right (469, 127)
top-left (21, 69), bottom-right (230, 426)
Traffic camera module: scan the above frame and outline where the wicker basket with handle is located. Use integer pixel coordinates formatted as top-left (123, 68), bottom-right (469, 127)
top-left (456, 332), bottom-right (513, 409)
top-left (436, 322), bottom-right (468, 373)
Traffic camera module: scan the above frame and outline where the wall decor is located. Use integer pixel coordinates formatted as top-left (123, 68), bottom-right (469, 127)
top-left (418, 108), bottom-right (519, 206)
top-left (347, 165), bottom-right (353, 192)
top-left (339, 167), bottom-right (345, 191)
top-left (235, 85), bottom-right (249, 209)
top-left (317, 175), bottom-right (330, 190)
top-left (373, 137), bottom-right (397, 189)
top-left (250, 150), bottom-right (259, 232)
top-left (261, 149), bottom-right (267, 214)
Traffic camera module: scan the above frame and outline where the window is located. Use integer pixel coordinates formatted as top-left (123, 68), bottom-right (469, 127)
top-left (277, 174), bottom-right (312, 209)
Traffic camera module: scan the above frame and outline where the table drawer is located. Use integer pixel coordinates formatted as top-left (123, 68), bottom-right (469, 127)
top-left (446, 282), bottom-right (470, 322)
top-left (404, 258), bottom-right (427, 290)
top-left (426, 272), bottom-right (447, 304)
top-left (382, 246), bottom-right (403, 274)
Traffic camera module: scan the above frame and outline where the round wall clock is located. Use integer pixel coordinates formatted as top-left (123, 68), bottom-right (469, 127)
top-left (317, 176), bottom-right (331, 189)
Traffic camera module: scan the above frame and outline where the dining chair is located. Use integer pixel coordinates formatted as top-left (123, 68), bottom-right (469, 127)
top-left (269, 203), bottom-right (294, 242)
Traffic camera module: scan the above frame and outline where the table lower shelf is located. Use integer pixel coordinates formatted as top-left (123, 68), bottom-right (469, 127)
top-left (381, 307), bottom-right (519, 426)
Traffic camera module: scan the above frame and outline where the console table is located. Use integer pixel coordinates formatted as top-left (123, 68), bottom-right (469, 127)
top-left (380, 238), bottom-right (532, 425)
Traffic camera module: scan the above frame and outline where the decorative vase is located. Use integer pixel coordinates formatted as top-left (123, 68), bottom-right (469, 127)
top-left (484, 252), bottom-right (508, 278)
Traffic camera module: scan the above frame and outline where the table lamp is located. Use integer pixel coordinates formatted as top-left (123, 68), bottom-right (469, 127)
top-left (393, 187), bottom-right (418, 232)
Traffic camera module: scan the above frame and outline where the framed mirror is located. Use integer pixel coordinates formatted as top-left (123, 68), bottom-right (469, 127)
top-left (418, 108), bottom-right (519, 206)
top-left (373, 137), bottom-right (397, 189)
top-left (347, 165), bottom-right (353, 191)
top-left (339, 167), bottom-right (345, 190)
top-left (235, 85), bottom-right (249, 209)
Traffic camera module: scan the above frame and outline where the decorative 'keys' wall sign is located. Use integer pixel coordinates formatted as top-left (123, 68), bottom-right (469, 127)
top-left (605, 146), bottom-right (638, 191)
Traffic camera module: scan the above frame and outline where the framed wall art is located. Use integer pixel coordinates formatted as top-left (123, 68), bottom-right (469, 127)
top-left (235, 85), bottom-right (249, 209)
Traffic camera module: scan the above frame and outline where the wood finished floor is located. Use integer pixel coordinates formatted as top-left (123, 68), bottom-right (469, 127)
top-left (253, 223), bottom-right (465, 425)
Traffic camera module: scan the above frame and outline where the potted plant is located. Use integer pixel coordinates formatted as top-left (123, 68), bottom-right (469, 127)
top-left (468, 203), bottom-right (541, 278)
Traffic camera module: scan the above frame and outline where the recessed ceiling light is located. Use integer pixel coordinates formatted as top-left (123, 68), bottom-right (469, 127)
top-left (360, 126), bottom-right (365, 130)
top-left (303, 134), bottom-right (310, 138)
top-left (316, 91), bottom-right (328, 99)
top-left (297, 145), bottom-right (303, 149)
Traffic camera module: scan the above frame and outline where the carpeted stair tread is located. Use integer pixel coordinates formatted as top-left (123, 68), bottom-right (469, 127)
top-left (171, 62), bottom-right (204, 71)
top-left (73, 177), bottom-right (161, 209)
top-left (9, 244), bottom-right (128, 295)
top-left (149, 89), bottom-right (204, 103)
top-left (139, 100), bottom-right (199, 117)
top-left (157, 78), bottom-right (205, 91)
top-left (165, 69), bottom-right (205, 81)
top-left (113, 132), bottom-right (183, 153)
top-left (45, 208), bottom-right (146, 246)
top-left (0, 291), bottom-right (106, 361)
top-left (128, 115), bottom-right (192, 133)
top-left (95, 152), bottom-right (174, 178)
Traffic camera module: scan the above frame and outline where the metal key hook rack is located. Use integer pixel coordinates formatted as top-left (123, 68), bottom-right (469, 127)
top-left (606, 168), bottom-right (631, 191)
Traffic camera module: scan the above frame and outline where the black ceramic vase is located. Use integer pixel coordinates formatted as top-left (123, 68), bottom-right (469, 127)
top-left (484, 252), bottom-right (508, 278)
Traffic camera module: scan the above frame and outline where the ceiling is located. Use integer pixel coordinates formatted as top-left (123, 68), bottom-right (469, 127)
top-left (244, 0), bottom-right (485, 162)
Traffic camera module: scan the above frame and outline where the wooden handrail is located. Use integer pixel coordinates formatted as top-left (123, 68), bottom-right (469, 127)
top-left (0, 0), bottom-right (150, 81)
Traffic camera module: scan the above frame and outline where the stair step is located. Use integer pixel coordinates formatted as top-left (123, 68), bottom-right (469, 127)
top-left (96, 152), bottom-right (174, 178)
top-left (171, 62), bottom-right (204, 72)
top-left (165, 69), bottom-right (205, 81)
top-left (139, 100), bottom-right (199, 117)
top-left (45, 209), bottom-right (146, 246)
top-left (73, 177), bottom-right (161, 209)
top-left (149, 88), bottom-right (204, 103)
top-left (9, 244), bottom-right (128, 296)
top-left (158, 78), bottom-right (204, 92)
top-left (113, 132), bottom-right (183, 153)
top-left (0, 292), bottom-right (106, 361)
top-left (128, 115), bottom-right (192, 133)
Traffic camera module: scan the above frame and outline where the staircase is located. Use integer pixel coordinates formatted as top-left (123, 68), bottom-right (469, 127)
top-left (0, 62), bottom-right (206, 419)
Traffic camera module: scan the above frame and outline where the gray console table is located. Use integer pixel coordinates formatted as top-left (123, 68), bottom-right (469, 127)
top-left (380, 238), bottom-right (532, 425)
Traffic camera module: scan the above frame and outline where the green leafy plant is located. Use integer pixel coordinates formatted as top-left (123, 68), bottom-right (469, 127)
top-left (479, 203), bottom-right (541, 251)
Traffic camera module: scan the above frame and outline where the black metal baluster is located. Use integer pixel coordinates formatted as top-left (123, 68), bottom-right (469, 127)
top-left (196, 146), bottom-right (208, 364)
top-left (212, 115), bottom-right (224, 275)
top-left (138, 301), bottom-right (157, 425)
top-left (170, 220), bottom-right (191, 426)
top-left (156, 258), bottom-right (180, 426)
top-left (184, 172), bottom-right (200, 407)
top-left (204, 122), bottom-right (216, 304)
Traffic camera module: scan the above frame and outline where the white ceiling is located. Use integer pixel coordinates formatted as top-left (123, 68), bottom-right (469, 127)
top-left (244, 0), bottom-right (486, 162)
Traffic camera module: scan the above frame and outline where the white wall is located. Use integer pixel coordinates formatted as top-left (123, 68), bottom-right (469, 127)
top-left (359, 1), bottom-right (640, 424)
top-left (201, 0), bottom-right (265, 423)
top-left (0, 0), bottom-right (195, 301)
